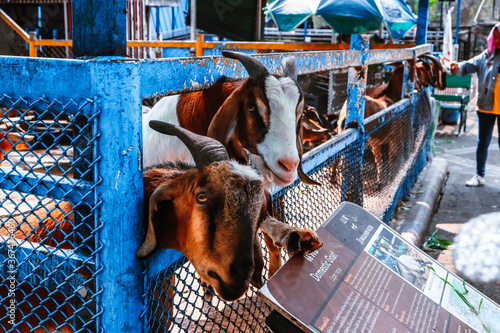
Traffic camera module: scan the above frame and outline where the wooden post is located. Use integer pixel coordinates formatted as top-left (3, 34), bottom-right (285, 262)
top-left (91, 59), bottom-right (144, 333)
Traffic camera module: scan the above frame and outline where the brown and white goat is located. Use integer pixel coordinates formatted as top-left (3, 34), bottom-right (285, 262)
top-left (143, 51), bottom-right (318, 188)
top-left (143, 51), bottom-right (322, 278)
top-left (138, 121), bottom-right (322, 292)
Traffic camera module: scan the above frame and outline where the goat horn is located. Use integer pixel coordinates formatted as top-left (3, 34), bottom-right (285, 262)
top-left (282, 56), bottom-right (298, 81)
top-left (149, 120), bottom-right (230, 170)
top-left (222, 51), bottom-right (270, 80)
top-left (420, 54), bottom-right (447, 90)
top-left (298, 162), bottom-right (321, 186)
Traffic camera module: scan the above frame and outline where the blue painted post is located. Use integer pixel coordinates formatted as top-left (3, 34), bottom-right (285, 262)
top-left (342, 34), bottom-right (369, 205)
top-left (304, 19), bottom-right (308, 42)
top-left (71, 1), bottom-right (143, 330)
top-left (416, 0), bottom-right (430, 45)
top-left (345, 34), bottom-right (369, 132)
top-left (72, 0), bottom-right (127, 57)
top-left (402, 56), bottom-right (416, 101)
top-left (91, 59), bottom-right (144, 332)
top-left (455, 0), bottom-right (461, 44)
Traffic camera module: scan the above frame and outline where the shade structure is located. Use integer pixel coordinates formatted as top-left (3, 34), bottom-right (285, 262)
top-left (265, 0), bottom-right (416, 38)
top-left (315, 0), bottom-right (383, 34)
top-left (265, 0), bottom-right (317, 32)
top-left (375, 0), bottom-right (417, 39)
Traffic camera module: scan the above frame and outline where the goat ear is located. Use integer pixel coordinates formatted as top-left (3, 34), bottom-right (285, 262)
top-left (207, 86), bottom-right (244, 159)
top-left (296, 116), bottom-right (321, 186)
top-left (136, 184), bottom-right (176, 258)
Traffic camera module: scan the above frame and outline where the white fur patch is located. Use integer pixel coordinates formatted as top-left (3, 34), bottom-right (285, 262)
top-left (143, 95), bottom-right (195, 167)
top-left (229, 161), bottom-right (263, 182)
top-left (256, 76), bottom-right (301, 181)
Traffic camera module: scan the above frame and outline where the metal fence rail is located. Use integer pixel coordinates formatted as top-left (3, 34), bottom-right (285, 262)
top-left (1, 43), bottom-right (433, 332)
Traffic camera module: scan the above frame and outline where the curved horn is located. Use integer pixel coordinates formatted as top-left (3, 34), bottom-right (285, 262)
top-left (222, 51), bottom-right (270, 80)
top-left (420, 54), bottom-right (447, 90)
top-left (296, 118), bottom-right (321, 186)
top-left (282, 56), bottom-right (298, 81)
top-left (149, 120), bottom-right (229, 170)
top-left (298, 163), bottom-right (321, 186)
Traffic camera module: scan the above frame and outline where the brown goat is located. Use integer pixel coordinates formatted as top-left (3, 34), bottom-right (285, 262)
top-left (138, 122), bottom-right (322, 292)
top-left (335, 54), bottom-right (446, 188)
top-left (301, 106), bottom-right (334, 150)
top-left (337, 53), bottom-right (446, 134)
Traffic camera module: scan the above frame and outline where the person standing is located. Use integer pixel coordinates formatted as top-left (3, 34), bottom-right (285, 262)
top-left (450, 22), bottom-right (500, 187)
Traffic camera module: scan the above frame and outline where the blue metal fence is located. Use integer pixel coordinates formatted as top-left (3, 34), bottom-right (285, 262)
top-left (1, 42), bottom-right (432, 332)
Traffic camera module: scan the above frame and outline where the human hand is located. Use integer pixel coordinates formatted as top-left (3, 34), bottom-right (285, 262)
top-left (450, 62), bottom-right (459, 74)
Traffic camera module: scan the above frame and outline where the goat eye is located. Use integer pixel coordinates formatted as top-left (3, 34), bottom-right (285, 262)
top-left (247, 105), bottom-right (256, 112)
top-left (196, 192), bottom-right (207, 204)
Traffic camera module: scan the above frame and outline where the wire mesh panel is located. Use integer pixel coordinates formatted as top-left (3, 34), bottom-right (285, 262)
top-left (362, 91), bottom-right (433, 219)
top-left (0, 18), bottom-right (28, 57)
top-left (0, 47), bottom-right (434, 332)
top-left (36, 46), bottom-right (73, 59)
top-left (143, 137), bottom-right (366, 332)
top-left (0, 95), bottom-right (101, 332)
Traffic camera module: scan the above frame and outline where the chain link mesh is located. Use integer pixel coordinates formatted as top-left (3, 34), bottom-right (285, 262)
top-left (363, 91), bottom-right (432, 220)
top-left (36, 45), bottom-right (73, 59)
top-left (0, 18), bottom-right (29, 57)
top-left (141, 84), bottom-right (432, 332)
top-left (0, 56), bottom-right (433, 332)
top-left (0, 95), bottom-right (101, 332)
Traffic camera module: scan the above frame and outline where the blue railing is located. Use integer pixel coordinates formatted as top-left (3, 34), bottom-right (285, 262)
top-left (1, 41), bottom-right (433, 332)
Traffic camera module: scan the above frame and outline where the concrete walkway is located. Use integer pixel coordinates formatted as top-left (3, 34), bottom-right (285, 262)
top-left (392, 103), bottom-right (500, 304)
top-left (427, 107), bottom-right (500, 304)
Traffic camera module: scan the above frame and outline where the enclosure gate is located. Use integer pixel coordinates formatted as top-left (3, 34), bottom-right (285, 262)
top-left (1, 41), bottom-right (432, 332)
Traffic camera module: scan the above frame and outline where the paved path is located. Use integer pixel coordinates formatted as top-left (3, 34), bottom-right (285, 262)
top-left (427, 105), bottom-right (500, 304)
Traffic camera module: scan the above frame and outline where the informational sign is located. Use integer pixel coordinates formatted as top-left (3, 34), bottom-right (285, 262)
top-left (259, 202), bottom-right (500, 333)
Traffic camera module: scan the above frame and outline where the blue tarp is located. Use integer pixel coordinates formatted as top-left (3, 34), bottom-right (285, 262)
top-left (375, 0), bottom-right (417, 39)
top-left (265, 0), bottom-right (315, 32)
top-left (316, 0), bottom-right (383, 34)
top-left (265, 0), bottom-right (416, 38)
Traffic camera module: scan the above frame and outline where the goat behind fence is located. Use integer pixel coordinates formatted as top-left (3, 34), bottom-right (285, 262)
top-left (1, 46), bottom-right (432, 332)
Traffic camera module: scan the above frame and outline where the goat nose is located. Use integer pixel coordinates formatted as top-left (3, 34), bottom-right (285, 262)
top-left (230, 259), bottom-right (254, 283)
top-left (277, 157), bottom-right (299, 173)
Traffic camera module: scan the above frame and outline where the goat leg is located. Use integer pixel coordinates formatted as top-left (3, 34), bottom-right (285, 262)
top-left (260, 216), bottom-right (323, 277)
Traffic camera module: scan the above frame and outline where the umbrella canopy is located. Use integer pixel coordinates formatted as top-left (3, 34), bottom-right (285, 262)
top-left (265, 0), bottom-right (319, 32)
top-left (375, 0), bottom-right (417, 39)
top-left (315, 0), bottom-right (383, 34)
top-left (265, 0), bottom-right (416, 38)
